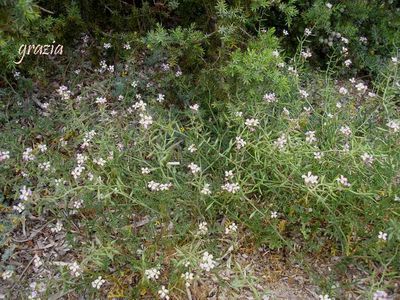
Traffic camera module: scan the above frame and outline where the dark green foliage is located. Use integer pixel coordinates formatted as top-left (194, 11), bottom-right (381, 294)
top-left (1, 0), bottom-right (399, 77)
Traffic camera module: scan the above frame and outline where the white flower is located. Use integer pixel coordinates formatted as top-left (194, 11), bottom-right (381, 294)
top-left (181, 272), bottom-right (194, 287)
top-left (57, 85), bottom-right (72, 100)
top-left (225, 222), bottom-right (238, 235)
top-left (69, 261), bottom-right (82, 277)
top-left (339, 87), bottom-right (348, 95)
top-left (38, 161), bottom-right (51, 171)
top-left (92, 276), bottom-right (106, 289)
top-left (201, 183), bottom-right (212, 195)
top-left (387, 120), bottom-right (399, 133)
top-left (23, 147), bottom-right (35, 161)
top-left (221, 182), bottom-right (240, 193)
top-left (235, 136), bottom-right (246, 150)
top-left (270, 211), bottom-right (278, 219)
top-left (1, 270), bottom-right (13, 280)
top-left (326, 2), bottom-right (332, 9)
top-left (139, 113), bottom-right (153, 129)
top-left (132, 100), bottom-right (147, 111)
top-left (302, 172), bottom-right (319, 186)
top-left (304, 28), bottom-right (312, 36)
top-left (19, 186), bottom-right (32, 201)
top-left (145, 268), bottom-right (160, 281)
top-left (158, 285), bottom-right (169, 300)
top-left (50, 220), bottom-right (63, 233)
top-left (318, 295), bottom-right (332, 300)
top-left (123, 43), bottom-right (131, 50)
top-left (305, 131), bottom-right (317, 144)
top-left (299, 89), bottom-right (309, 98)
top-left (283, 107), bottom-right (290, 116)
top-left (274, 133), bottom-right (287, 150)
top-left (13, 202), bottom-right (25, 213)
top-left (73, 199), bottom-right (83, 209)
top-left (339, 125), bottom-right (352, 137)
top-left (189, 103), bottom-right (199, 111)
top-left (337, 175), bottom-right (351, 187)
top-left (199, 251), bottom-right (217, 272)
top-left (198, 221), bottom-right (208, 235)
top-left (394, 195), bottom-right (400, 202)
top-left (175, 70), bottom-right (182, 77)
top-left (373, 290), bottom-right (389, 300)
top-left (93, 157), bottom-right (106, 166)
top-left (224, 170), bottom-right (234, 180)
top-left (344, 59), bottom-right (352, 67)
top-left (0, 150), bottom-right (10, 162)
top-left (59, 137), bottom-right (68, 147)
top-left (301, 49), bottom-right (312, 59)
top-left (336, 102), bottom-right (342, 109)
top-left (245, 118), bottom-right (259, 131)
top-left (263, 92), bottom-right (277, 103)
top-left (391, 57), bottom-right (398, 65)
top-left (188, 144), bottom-right (197, 153)
top-left (355, 82), bottom-right (367, 93)
top-left (37, 144), bottom-right (47, 152)
top-left (188, 162), bottom-right (201, 174)
top-left (141, 167), bottom-right (151, 174)
top-left (95, 97), bottom-right (107, 105)
top-left (76, 153), bottom-right (88, 165)
top-left (71, 165), bottom-right (85, 179)
top-left (33, 254), bottom-right (43, 268)
top-left (378, 231), bottom-right (387, 241)
top-left (161, 63), bottom-right (170, 71)
top-left (314, 152), bottom-right (323, 160)
top-left (341, 37), bottom-right (349, 44)
top-left (157, 93), bottom-right (165, 103)
top-left (361, 153), bottom-right (374, 165)
top-left (235, 111), bottom-right (243, 117)
top-left (103, 43), bottom-right (111, 49)
top-left (283, 29), bottom-right (289, 36)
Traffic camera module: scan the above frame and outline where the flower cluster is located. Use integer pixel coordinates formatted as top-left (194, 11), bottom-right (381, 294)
top-left (147, 181), bottom-right (173, 191)
top-left (57, 85), bottom-right (72, 100)
top-left (145, 267), bottom-right (160, 281)
top-left (199, 251), bottom-right (217, 272)
top-left (92, 276), bottom-right (106, 289)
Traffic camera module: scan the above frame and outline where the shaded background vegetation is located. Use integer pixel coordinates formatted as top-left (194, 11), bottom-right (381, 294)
top-left (1, 0), bottom-right (399, 78)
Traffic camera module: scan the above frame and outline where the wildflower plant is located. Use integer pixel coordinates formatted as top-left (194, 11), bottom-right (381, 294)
top-left (0, 3), bottom-right (399, 299)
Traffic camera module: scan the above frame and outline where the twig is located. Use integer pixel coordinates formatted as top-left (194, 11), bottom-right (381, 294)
top-left (36, 5), bottom-right (54, 14)
top-left (11, 255), bottom-right (35, 290)
top-left (186, 286), bottom-right (193, 300)
top-left (12, 221), bottom-right (52, 243)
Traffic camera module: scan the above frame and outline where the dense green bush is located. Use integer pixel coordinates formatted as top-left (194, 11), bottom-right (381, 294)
top-left (2, 0), bottom-right (399, 76)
